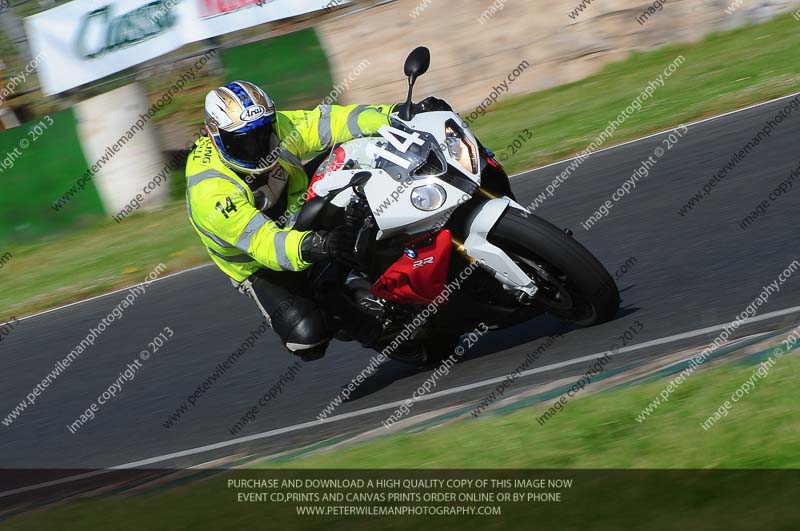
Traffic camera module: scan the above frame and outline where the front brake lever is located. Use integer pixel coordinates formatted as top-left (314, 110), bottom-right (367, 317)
top-left (354, 216), bottom-right (374, 261)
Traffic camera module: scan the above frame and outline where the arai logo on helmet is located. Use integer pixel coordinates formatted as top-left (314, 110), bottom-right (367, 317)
top-left (240, 105), bottom-right (267, 122)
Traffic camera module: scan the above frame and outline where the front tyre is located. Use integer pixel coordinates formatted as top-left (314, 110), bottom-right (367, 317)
top-left (488, 208), bottom-right (620, 326)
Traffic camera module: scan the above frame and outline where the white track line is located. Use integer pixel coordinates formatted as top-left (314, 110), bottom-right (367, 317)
top-left (1, 263), bottom-right (214, 326)
top-left (109, 304), bottom-right (800, 468)
top-left (508, 89), bottom-right (800, 179)
top-left (3, 303), bottom-right (798, 498)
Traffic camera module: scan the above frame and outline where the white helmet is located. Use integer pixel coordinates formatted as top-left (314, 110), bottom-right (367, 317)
top-left (204, 81), bottom-right (279, 175)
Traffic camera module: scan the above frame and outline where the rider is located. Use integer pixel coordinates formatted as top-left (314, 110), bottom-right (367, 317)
top-left (185, 80), bottom-right (448, 361)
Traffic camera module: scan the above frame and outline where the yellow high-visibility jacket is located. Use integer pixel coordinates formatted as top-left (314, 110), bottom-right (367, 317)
top-left (185, 103), bottom-right (395, 282)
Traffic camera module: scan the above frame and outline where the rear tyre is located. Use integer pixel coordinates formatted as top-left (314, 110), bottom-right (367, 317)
top-left (488, 208), bottom-right (620, 326)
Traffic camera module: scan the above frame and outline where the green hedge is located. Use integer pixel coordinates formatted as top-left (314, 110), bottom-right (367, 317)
top-left (0, 109), bottom-right (103, 243)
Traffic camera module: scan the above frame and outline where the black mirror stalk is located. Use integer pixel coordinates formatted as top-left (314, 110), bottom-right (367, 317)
top-left (399, 47), bottom-right (431, 121)
top-left (400, 77), bottom-right (415, 121)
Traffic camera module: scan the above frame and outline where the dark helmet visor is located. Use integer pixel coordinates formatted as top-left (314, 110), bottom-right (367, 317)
top-left (218, 117), bottom-right (275, 165)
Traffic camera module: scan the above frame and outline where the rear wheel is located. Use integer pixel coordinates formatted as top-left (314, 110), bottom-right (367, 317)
top-left (488, 208), bottom-right (620, 326)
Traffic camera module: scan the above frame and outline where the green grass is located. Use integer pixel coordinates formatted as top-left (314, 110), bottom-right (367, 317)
top-left (3, 349), bottom-right (799, 530)
top-left (274, 351), bottom-right (800, 469)
top-left (5, 14), bottom-right (800, 317)
top-left (475, 13), bottom-right (800, 173)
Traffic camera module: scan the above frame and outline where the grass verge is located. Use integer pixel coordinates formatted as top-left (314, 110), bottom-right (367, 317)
top-left (0, 202), bottom-right (209, 319)
top-left (274, 348), bottom-right (800, 469)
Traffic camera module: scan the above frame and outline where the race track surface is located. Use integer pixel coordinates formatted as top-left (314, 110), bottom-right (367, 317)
top-left (2, 95), bottom-right (799, 469)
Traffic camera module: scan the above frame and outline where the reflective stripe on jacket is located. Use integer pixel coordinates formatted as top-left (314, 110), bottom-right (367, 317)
top-left (185, 104), bottom-right (394, 282)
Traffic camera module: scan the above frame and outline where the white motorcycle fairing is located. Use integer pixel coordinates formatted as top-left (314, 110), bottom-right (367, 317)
top-left (309, 111), bottom-right (536, 295)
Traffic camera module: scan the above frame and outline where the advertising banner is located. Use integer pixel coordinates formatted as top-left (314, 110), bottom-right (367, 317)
top-left (25, 0), bottom-right (344, 95)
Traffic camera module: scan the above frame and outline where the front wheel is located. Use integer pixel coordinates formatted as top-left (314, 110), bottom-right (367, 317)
top-left (488, 208), bottom-right (620, 326)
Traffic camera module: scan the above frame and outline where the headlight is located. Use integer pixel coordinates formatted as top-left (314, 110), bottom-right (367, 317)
top-left (445, 123), bottom-right (478, 174)
top-left (410, 184), bottom-right (447, 211)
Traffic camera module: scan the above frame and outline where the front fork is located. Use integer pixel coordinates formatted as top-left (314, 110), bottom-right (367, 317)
top-left (453, 197), bottom-right (538, 300)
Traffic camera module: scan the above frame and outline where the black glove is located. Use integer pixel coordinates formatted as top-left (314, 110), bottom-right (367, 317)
top-left (300, 226), bottom-right (356, 264)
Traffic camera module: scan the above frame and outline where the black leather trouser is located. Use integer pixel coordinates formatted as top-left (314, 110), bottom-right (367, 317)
top-left (238, 269), bottom-right (331, 361)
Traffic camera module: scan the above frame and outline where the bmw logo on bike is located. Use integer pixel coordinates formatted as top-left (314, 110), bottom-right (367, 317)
top-left (404, 249), bottom-right (417, 259)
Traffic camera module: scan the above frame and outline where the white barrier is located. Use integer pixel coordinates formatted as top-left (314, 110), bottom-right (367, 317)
top-left (74, 83), bottom-right (168, 217)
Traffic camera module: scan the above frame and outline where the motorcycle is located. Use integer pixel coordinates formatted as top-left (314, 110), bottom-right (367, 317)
top-left (294, 47), bottom-right (620, 365)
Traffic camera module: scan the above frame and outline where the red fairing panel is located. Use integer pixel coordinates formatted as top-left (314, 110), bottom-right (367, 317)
top-left (306, 146), bottom-right (346, 200)
top-left (369, 230), bottom-right (453, 304)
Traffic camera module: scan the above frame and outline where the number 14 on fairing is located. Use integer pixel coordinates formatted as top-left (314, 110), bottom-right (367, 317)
top-left (367, 126), bottom-right (425, 169)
